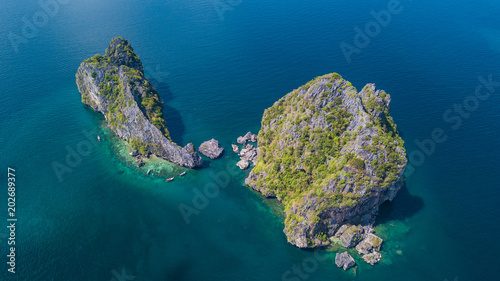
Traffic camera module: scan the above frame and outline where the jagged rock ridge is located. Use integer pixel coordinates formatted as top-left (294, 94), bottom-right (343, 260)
top-left (76, 37), bottom-right (202, 168)
top-left (245, 73), bottom-right (407, 248)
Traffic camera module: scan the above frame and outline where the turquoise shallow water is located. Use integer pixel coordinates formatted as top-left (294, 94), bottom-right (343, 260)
top-left (1, 0), bottom-right (500, 280)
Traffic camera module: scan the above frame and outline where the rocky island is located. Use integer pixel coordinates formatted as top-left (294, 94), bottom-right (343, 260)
top-left (245, 73), bottom-right (407, 265)
top-left (198, 139), bottom-right (224, 159)
top-left (76, 39), bottom-right (405, 267)
top-left (76, 38), bottom-right (202, 168)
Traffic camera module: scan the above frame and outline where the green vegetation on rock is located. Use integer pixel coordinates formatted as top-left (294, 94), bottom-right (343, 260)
top-left (129, 138), bottom-right (149, 155)
top-left (246, 73), bottom-right (407, 248)
top-left (75, 37), bottom-right (202, 168)
top-left (77, 38), bottom-right (171, 140)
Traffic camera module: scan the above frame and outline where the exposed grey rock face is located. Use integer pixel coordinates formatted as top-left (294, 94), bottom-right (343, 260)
top-left (339, 225), bottom-right (364, 248)
top-left (239, 144), bottom-right (258, 165)
top-left (362, 226), bottom-right (375, 234)
top-left (234, 134), bottom-right (258, 169)
top-left (106, 38), bottom-right (144, 73)
top-left (76, 38), bottom-right (202, 168)
top-left (236, 159), bottom-right (249, 170)
top-left (362, 251), bottom-right (382, 265)
top-left (199, 139), bottom-right (224, 159)
top-left (232, 144), bottom-right (239, 154)
top-left (237, 136), bottom-right (247, 145)
top-left (333, 224), bottom-right (383, 266)
top-left (244, 132), bottom-right (258, 142)
top-left (335, 225), bottom-right (349, 237)
top-left (237, 132), bottom-right (257, 145)
top-left (335, 252), bottom-right (356, 270)
top-left (245, 170), bottom-right (276, 198)
top-left (245, 73), bottom-right (407, 250)
top-left (356, 233), bottom-right (383, 255)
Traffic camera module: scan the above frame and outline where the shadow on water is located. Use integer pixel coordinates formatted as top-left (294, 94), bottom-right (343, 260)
top-left (163, 104), bottom-right (186, 146)
top-left (151, 79), bottom-right (186, 146)
top-left (375, 183), bottom-right (424, 225)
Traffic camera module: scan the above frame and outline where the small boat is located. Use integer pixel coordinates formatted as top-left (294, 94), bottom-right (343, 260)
top-left (97, 135), bottom-right (101, 141)
top-left (146, 169), bottom-right (151, 175)
top-left (166, 177), bottom-right (174, 182)
top-left (179, 172), bottom-right (186, 176)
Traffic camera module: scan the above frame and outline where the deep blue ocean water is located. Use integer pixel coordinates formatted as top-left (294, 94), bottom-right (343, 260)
top-left (1, 0), bottom-right (500, 280)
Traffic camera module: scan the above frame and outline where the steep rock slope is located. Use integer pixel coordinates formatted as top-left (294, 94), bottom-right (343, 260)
top-left (76, 37), bottom-right (202, 168)
top-left (245, 73), bottom-right (407, 248)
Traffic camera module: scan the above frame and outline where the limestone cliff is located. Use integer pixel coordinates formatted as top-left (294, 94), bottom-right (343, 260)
top-left (245, 73), bottom-right (407, 248)
top-left (76, 37), bottom-right (202, 168)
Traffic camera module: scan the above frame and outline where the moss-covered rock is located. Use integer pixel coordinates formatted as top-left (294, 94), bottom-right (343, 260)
top-left (340, 225), bottom-right (364, 248)
top-left (356, 233), bottom-right (383, 255)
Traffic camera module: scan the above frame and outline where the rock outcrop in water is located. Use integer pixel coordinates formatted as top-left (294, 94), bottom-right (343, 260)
top-left (245, 73), bottom-right (407, 250)
top-left (236, 159), bottom-right (249, 170)
top-left (339, 225), bottom-right (364, 248)
top-left (199, 139), bottom-right (224, 159)
top-left (76, 37), bottom-right (202, 168)
top-left (237, 132), bottom-right (257, 145)
top-left (233, 134), bottom-right (258, 170)
top-left (232, 144), bottom-right (239, 154)
top-left (239, 144), bottom-right (258, 165)
top-left (335, 251), bottom-right (356, 270)
top-left (356, 233), bottom-right (383, 264)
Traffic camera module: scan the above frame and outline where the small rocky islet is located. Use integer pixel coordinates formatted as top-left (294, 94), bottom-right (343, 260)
top-left (77, 38), bottom-right (407, 270)
top-left (244, 73), bottom-right (407, 268)
top-left (76, 37), bottom-right (202, 168)
top-left (198, 138), bottom-right (224, 159)
top-left (335, 251), bottom-right (356, 270)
